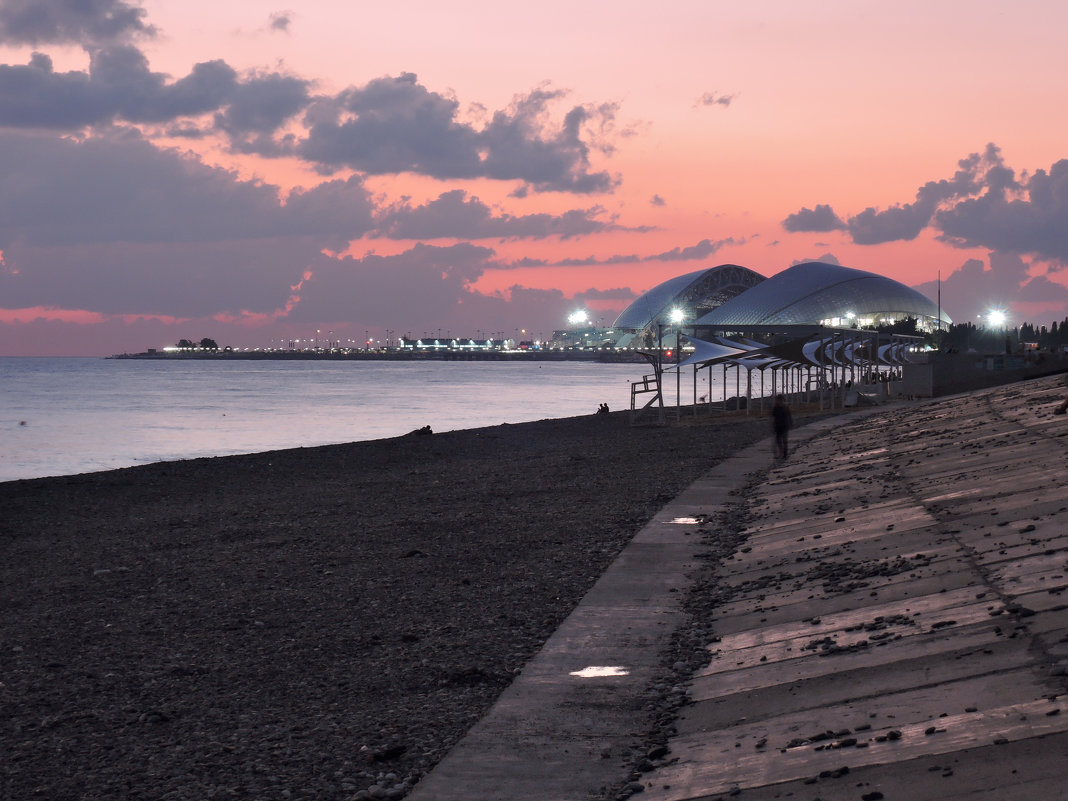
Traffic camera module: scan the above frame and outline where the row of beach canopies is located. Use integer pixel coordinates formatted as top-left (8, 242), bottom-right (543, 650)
top-left (638, 329), bottom-right (922, 416)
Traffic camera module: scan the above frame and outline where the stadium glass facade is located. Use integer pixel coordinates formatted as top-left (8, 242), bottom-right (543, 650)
top-left (613, 261), bottom-right (950, 344)
top-left (612, 264), bottom-right (766, 348)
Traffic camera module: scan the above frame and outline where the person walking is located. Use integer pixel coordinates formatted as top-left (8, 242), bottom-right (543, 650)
top-left (771, 394), bottom-right (793, 458)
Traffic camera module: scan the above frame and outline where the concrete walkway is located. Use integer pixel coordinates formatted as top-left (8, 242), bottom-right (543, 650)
top-left (408, 374), bottom-right (1068, 801)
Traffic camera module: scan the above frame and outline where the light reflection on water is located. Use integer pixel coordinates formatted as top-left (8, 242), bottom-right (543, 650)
top-left (1, 357), bottom-right (666, 482)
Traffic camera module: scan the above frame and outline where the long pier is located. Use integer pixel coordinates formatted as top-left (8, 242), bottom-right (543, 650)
top-left (109, 349), bottom-right (645, 363)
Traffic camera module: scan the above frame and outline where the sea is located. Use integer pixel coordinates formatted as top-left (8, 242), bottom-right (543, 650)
top-left (0, 357), bottom-right (744, 483)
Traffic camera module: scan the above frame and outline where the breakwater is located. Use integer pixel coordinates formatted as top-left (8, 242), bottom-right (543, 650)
top-left (110, 349), bottom-right (646, 363)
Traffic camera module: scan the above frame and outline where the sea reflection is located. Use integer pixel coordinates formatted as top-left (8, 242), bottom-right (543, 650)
top-left (1, 358), bottom-right (649, 481)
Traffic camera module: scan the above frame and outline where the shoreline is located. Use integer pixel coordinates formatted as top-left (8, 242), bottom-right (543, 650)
top-left (0, 408), bottom-right (815, 800)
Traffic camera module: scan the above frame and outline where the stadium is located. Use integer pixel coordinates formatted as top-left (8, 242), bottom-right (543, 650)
top-left (609, 261), bottom-right (951, 412)
top-left (612, 261), bottom-right (951, 346)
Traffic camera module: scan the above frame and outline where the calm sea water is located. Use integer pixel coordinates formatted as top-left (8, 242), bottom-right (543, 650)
top-left (1, 357), bottom-right (707, 482)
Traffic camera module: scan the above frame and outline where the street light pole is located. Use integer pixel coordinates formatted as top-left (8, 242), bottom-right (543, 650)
top-left (676, 326), bottom-right (681, 419)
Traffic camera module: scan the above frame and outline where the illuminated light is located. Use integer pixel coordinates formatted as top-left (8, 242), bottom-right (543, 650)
top-left (669, 307), bottom-right (686, 324)
top-left (987, 309), bottom-right (1007, 327)
top-left (568, 309), bottom-right (590, 325)
top-left (569, 666), bottom-right (630, 678)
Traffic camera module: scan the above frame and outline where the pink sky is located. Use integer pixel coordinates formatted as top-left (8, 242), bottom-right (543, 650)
top-left (2, 0), bottom-right (1067, 355)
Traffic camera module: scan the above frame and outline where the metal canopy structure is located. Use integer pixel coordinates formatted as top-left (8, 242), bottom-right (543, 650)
top-left (631, 323), bottom-right (925, 423)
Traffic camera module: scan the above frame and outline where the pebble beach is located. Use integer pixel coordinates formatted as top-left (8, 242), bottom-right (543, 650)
top-left (0, 408), bottom-right (783, 800)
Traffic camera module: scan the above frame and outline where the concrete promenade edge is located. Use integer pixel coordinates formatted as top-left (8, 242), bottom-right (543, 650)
top-left (407, 374), bottom-right (1068, 801)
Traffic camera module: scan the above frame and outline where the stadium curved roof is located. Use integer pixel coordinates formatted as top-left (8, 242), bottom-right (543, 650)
top-left (613, 264), bottom-right (766, 330)
top-left (693, 261), bottom-right (952, 328)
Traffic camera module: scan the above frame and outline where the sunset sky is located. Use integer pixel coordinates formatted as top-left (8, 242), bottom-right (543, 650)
top-left (2, 0), bottom-right (1068, 356)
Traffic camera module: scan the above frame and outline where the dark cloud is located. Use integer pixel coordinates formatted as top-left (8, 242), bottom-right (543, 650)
top-left (0, 0), bottom-right (154, 46)
top-left (554, 254), bottom-right (618, 267)
top-left (911, 251), bottom-right (1068, 324)
top-left (298, 75), bottom-right (481, 176)
top-left (850, 143), bottom-right (1068, 258)
top-left (375, 190), bottom-right (622, 240)
top-left (0, 130), bottom-right (377, 316)
top-left (507, 237), bottom-right (736, 268)
top-left (214, 71), bottom-right (311, 154)
top-left (935, 156), bottom-right (1068, 265)
top-left (0, 124), bottom-right (618, 334)
top-left (1, 238), bottom-right (323, 317)
top-left (0, 130), bottom-right (373, 248)
top-left (299, 73), bottom-right (617, 193)
top-left (650, 194), bottom-right (666, 207)
top-left (290, 243), bottom-right (494, 326)
top-left (790, 253), bottom-right (841, 267)
top-left (845, 147), bottom-right (992, 244)
top-left (1016, 273), bottom-right (1068, 304)
top-left (269, 11), bottom-right (292, 32)
top-left (442, 285), bottom-right (576, 340)
top-left (0, 46), bottom-right (313, 132)
top-left (479, 91), bottom-right (617, 193)
top-left (575, 287), bottom-right (636, 301)
top-left (847, 203), bottom-right (931, 244)
top-left (0, 49), bottom-right (617, 194)
top-left (696, 92), bottom-right (735, 108)
top-left (789, 144), bottom-right (1068, 265)
top-left (781, 204), bottom-right (846, 233)
top-left (649, 237), bottom-right (738, 261)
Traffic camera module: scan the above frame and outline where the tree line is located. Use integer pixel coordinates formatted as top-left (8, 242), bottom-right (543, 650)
top-left (176, 338), bottom-right (219, 350)
top-left (873, 317), bottom-right (1068, 353)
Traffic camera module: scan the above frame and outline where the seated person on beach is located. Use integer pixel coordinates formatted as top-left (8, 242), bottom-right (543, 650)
top-left (596, 402), bottom-right (610, 414)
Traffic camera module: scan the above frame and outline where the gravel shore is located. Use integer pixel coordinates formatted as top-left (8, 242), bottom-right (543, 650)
top-left (1, 408), bottom-right (780, 801)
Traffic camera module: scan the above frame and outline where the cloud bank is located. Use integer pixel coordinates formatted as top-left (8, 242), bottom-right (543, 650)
top-left (0, 0), bottom-right (648, 352)
top-left (0, 40), bottom-right (618, 195)
top-left (784, 144), bottom-right (1068, 266)
top-left (0, 0), bottom-right (155, 46)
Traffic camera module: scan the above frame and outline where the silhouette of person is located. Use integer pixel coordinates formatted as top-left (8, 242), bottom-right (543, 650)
top-left (771, 394), bottom-right (793, 458)
top-left (596, 402), bottom-right (610, 415)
